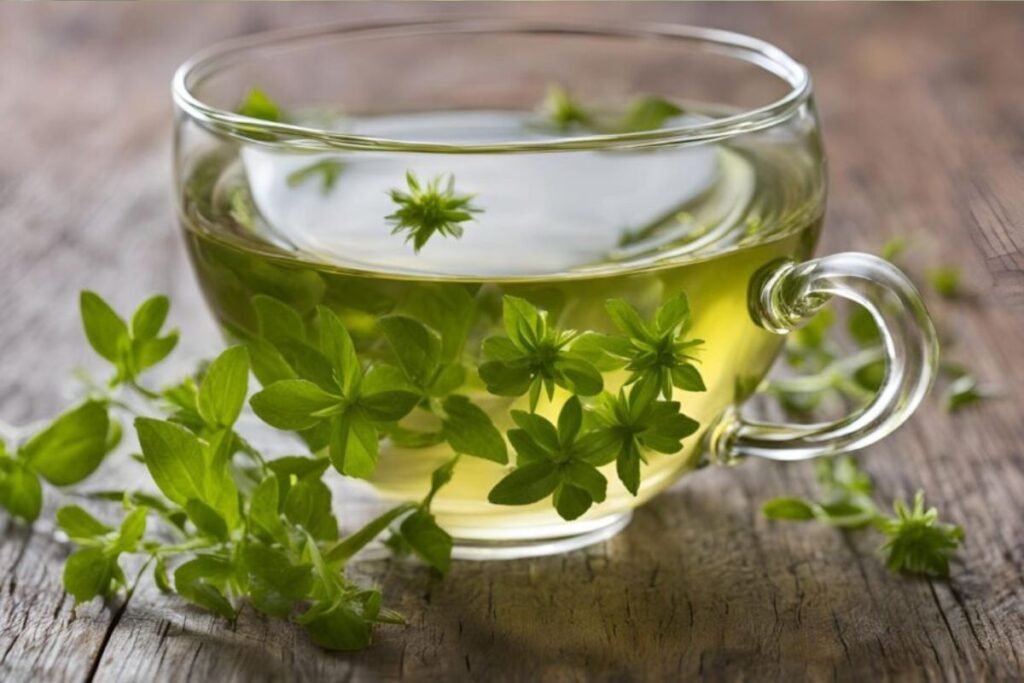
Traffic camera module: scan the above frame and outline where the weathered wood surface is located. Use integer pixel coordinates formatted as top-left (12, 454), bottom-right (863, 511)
top-left (2, 2), bottom-right (1023, 681)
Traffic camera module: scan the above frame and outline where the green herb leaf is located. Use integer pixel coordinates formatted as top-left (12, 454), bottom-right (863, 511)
top-left (135, 418), bottom-right (207, 506)
top-left (378, 315), bottom-right (441, 388)
top-left (197, 346), bottom-right (250, 428)
top-left (21, 400), bottom-right (111, 486)
top-left (63, 547), bottom-right (115, 604)
top-left (287, 159), bottom-right (345, 192)
top-left (57, 505), bottom-right (113, 539)
top-left (387, 172), bottom-right (481, 252)
top-left (879, 491), bottom-right (964, 578)
top-left (131, 295), bottom-right (170, 340)
top-left (318, 306), bottom-right (362, 396)
top-left (398, 509), bottom-right (452, 575)
top-left (541, 85), bottom-right (592, 131)
top-left (441, 395), bottom-right (508, 464)
top-left (174, 556), bottom-right (237, 620)
top-left (0, 459), bottom-right (43, 521)
top-left (927, 267), bottom-right (961, 298)
top-left (250, 380), bottom-right (343, 431)
top-left (238, 88), bottom-right (283, 122)
top-left (762, 497), bottom-right (816, 521)
top-left (329, 409), bottom-right (379, 479)
top-left (488, 462), bottom-right (560, 505)
top-left (80, 291), bottom-right (129, 364)
top-left (618, 96), bottom-right (683, 133)
top-left (185, 499), bottom-right (229, 541)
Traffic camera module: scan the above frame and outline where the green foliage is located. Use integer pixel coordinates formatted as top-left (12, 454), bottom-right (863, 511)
top-left (539, 86), bottom-right (683, 133)
top-left (574, 293), bottom-right (705, 400)
top-left (479, 296), bottom-right (603, 411)
top-left (386, 172), bottom-right (480, 252)
top-left (762, 456), bottom-right (964, 578)
top-left (0, 291), bottom-right (465, 653)
top-left (80, 292), bottom-right (178, 386)
top-left (237, 88), bottom-right (283, 122)
top-left (287, 159), bottom-right (345, 193)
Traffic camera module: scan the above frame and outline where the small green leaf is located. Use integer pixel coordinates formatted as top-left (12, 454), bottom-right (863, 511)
top-left (671, 364), bottom-right (706, 392)
top-left (478, 360), bottom-right (533, 396)
top-left (287, 159), bottom-right (345, 192)
top-left (762, 497), bottom-right (816, 521)
top-left (284, 478), bottom-right (338, 541)
top-left (253, 295), bottom-right (307, 345)
top-left (80, 291), bottom-right (128, 364)
top-left (654, 293), bottom-right (691, 333)
top-left (131, 295), bottom-right (170, 340)
top-left (359, 366), bottom-right (420, 422)
top-left (616, 442), bottom-right (642, 496)
top-left (238, 88), bottom-right (283, 122)
top-left (562, 460), bottom-right (607, 503)
top-left (301, 602), bottom-right (375, 651)
top-left (399, 509), bottom-right (452, 574)
top-left (249, 474), bottom-right (286, 542)
top-left (378, 315), bottom-right (441, 387)
top-left (63, 547), bottom-right (114, 604)
top-left (57, 505), bottom-right (113, 539)
top-left (244, 543), bottom-right (313, 601)
top-left (928, 267), bottom-right (961, 299)
top-left (618, 96), bottom-right (683, 133)
top-left (185, 499), bottom-right (229, 541)
top-left (441, 395), bottom-right (508, 464)
top-left (174, 556), bottom-right (236, 620)
top-left (318, 306), bottom-right (361, 396)
top-left (134, 418), bottom-right (206, 506)
top-left (329, 410), bottom-right (379, 479)
top-left (0, 460), bottom-right (43, 521)
top-left (553, 483), bottom-right (593, 521)
top-left (605, 299), bottom-right (652, 343)
top-left (21, 400), bottom-right (110, 486)
top-left (557, 396), bottom-right (583, 444)
top-left (197, 346), bottom-right (250, 428)
top-left (250, 380), bottom-right (342, 431)
top-left (554, 356), bottom-right (603, 396)
top-left (510, 411), bottom-right (560, 454)
top-left (113, 506), bottom-right (148, 552)
top-left (324, 502), bottom-right (417, 564)
top-left (488, 462), bottom-right (559, 505)
top-left (133, 333), bottom-right (179, 374)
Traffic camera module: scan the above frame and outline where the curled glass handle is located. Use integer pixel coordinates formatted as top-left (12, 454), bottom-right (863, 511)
top-left (707, 252), bottom-right (939, 463)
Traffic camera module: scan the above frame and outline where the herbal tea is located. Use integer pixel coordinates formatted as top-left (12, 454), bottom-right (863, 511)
top-left (179, 104), bottom-right (824, 540)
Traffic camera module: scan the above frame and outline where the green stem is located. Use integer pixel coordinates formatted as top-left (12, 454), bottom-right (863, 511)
top-left (767, 347), bottom-right (884, 396)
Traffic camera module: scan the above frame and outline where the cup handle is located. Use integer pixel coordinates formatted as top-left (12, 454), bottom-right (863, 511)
top-left (706, 252), bottom-right (939, 464)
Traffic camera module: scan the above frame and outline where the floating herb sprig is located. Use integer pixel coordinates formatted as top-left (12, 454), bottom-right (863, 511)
top-left (386, 171), bottom-right (481, 252)
top-left (540, 85), bottom-right (684, 133)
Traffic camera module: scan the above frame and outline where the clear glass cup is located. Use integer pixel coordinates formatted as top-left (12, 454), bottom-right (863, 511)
top-left (172, 19), bottom-right (938, 559)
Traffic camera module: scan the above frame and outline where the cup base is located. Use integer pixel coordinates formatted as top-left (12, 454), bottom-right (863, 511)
top-left (447, 511), bottom-right (632, 561)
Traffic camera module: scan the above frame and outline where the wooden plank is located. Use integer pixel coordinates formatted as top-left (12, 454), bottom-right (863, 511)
top-left (1, 2), bottom-right (1022, 681)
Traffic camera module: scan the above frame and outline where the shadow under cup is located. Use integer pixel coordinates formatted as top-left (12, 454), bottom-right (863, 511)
top-left (173, 21), bottom-right (934, 559)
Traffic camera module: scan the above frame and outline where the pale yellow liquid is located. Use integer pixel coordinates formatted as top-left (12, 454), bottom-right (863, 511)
top-left (180, 110), bottom-right (824, 540)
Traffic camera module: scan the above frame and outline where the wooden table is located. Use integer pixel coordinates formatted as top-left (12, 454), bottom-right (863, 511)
top-left (2, 3), bottom-right (1023, 681)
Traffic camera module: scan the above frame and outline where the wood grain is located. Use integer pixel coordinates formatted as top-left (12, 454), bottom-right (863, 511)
top-left (1, 3), bottom-right (1023, 681)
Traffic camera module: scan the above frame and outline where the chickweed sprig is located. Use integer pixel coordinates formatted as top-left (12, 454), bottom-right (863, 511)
top-left (763, 457), bottom-right (964, 578)
top-left (386, 172), bottom-right (481, 252)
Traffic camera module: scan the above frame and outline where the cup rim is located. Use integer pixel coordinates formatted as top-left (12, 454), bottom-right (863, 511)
top-left (172, 18), bottom-right (813, 154)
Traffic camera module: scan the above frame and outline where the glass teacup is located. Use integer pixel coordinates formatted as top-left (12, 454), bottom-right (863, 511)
top-left (173, 20), bottom-right (937, 559)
